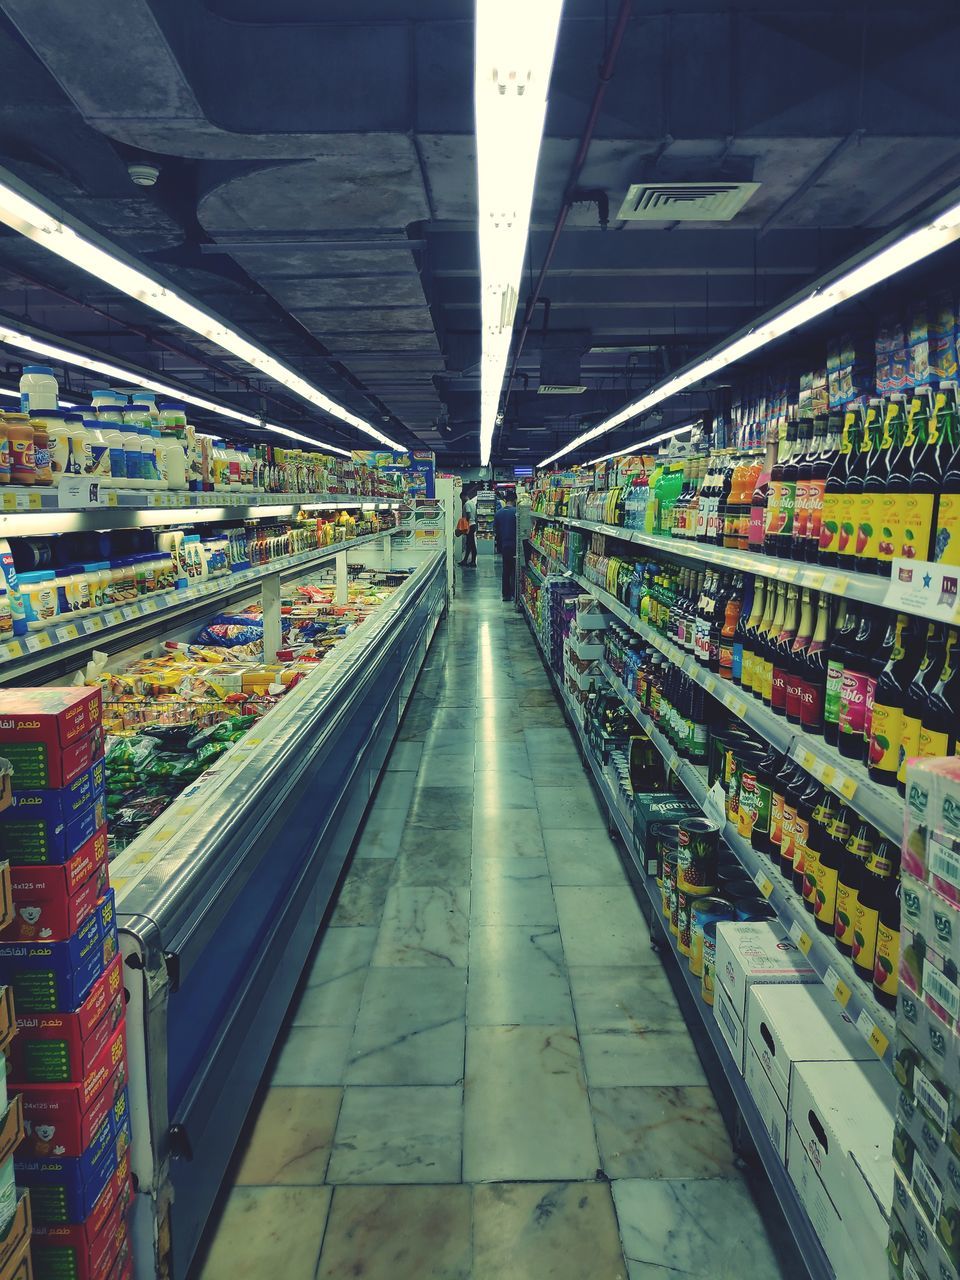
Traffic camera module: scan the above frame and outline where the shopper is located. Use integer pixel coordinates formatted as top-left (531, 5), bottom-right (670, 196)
top-left (460, 486), bottom-right (478, 566)
top-left (494, 490), bottom-right (517, 600)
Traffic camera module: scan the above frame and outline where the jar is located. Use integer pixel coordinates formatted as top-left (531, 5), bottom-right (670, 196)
top-left (133, 554), bottom-right (156, 595)
top-left (55, 567), bottom-right (84, 614)
top-left (0, 419), bottom-right (9, 484)
top-left (19, 570), bottom-right (59, 628)
top-left (91, 389), bottom-right (127, 416)
top-left (80, 418), bottom-right (112, 484)
top-left (98, 416), bottom-right (126, 487)
top-left (109, 561), bottom-right (132, 604)
top-left (65, 415), bottom-right (90, 477)
top-left (154, 553), bottom-right (175, 592)
top-left (31, 419), bottom-right (52, 486)
top-left (158, 432), bottom-right (187, 490)
top-left (0, 584), bottom-right (11, 636)
top-left (158, 401), bottom-right (187, 430)
top-left (39, 412), bottom-right (73, 478)
top-left (19, 365), bottom-right (58, 413)
top-left (139, 429), bottom-right (161, 488)
top-left (122, 406), bottom-right (150, 429)
top-left (131, 392), bottom-right (159, 422)
top-left (7, 415), bottom-right (35, 485)
top-left (119, 421), bottom-right (142, 486)
top-left (84, 562), bottom-right (110, 608)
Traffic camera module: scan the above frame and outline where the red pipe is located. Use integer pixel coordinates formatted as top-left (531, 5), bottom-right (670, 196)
top-left (498, 0), bottom-right (634, 443)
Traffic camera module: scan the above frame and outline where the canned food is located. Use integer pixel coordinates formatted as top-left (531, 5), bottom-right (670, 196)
top-left (677, 817), bottom-right (719, 894)
top-left (650, 822), bottom-right (682, 885)
top-left (660, 842), bottom-right (679, 922)
top-left (689, 895), bottom-right (736, 977)
top-left (702, 920), bottom-right (720, 1005)
top-left (734, 898), bottom-right (776, 923)
top-left (677, 888), bottom-right (693, 956)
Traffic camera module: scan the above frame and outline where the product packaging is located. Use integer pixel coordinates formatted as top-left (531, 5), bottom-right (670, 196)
top-left (9, 953), bottom-right (122, 1086)
top-left (0, 890), bottom-right (117, 1012)
top-left (18, 1025), bottom-right (126, 1159)
top-left (17, 1102), bottom-right (131, 1225)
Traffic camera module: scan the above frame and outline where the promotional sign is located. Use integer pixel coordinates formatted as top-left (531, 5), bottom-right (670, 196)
top-left (352, 450), bottom-right (435, 499)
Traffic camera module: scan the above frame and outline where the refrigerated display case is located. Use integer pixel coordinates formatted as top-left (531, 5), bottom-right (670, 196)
top-left (475, 488), bottom-right (496, 554)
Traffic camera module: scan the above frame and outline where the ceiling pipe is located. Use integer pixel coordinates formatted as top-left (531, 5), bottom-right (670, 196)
top-left (496, 0), bottom-right (633, 456)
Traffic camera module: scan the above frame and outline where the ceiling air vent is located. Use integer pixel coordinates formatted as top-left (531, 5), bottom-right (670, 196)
top-left (537, 384), bottom-right (587, 395)
top-left (616, 182), bottom-right (760, 222)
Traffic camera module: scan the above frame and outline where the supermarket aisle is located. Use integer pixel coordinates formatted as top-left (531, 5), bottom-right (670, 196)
top-left (196, 560), bottom-right (786, 1280)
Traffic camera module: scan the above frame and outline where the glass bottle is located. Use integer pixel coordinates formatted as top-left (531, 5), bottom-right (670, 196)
top-left (868, 613), bottom-right (924, 787)
top-left (839, 404), bottom-right (866, 567)
top-left (800, 786), bottom-right (834, 906)
top-left (902, 387), bottom-right (939, 562)
top-left (731, 576), bottom-right (752, 686)
top-left (838, 606), bottom-right (881, 761)
top-left (741, 576), bottom-right (766, 695)
top-left (933, 382), bottom-right (960, 566)
top-left (771, 584), bottom-right (799, 716)
top-left (834, 818), bottom-right (874, 956)
top-left (919, 626), bottom-right (960, 758)
top-left (898, 623), bottom-right (948, 794)
top-left (786, 587), bottom-right (814, 725)
top-left (819, 411), bottom-right (855, 565)
top-left (761, 583), bottom-right (787, 707)
top-left (802, 414), bottom-right (829, 562)
top-left (853, 840), bottom-right (897, 985)
top-left (873, 875), bottom-right (900, 1010)
top-left (823, 602), bottom-right (855, 747)
top-left (800, 592), bottom-right (831, 735)
top-left (786, 415), bottom-right (811, 559)
top-left (857, 397), bottom-right (887, 573)
top-left (876, 395), bottom-right (908, 576)
top-left (814, 804), bottom-right (851, 936)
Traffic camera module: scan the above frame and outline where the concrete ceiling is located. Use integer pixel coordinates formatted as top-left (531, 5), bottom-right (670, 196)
top-left (0, 1), bottom-right (956, 461)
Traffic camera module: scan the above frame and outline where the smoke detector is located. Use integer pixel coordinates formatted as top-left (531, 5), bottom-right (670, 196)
top-left (617, 182), bottom-right (760, 222)
top-left (128, 163), bottom-right (160, 188)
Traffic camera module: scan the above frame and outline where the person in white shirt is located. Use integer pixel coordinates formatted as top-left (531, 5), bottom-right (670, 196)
top-left (460, 489), bottom-right (478, 566)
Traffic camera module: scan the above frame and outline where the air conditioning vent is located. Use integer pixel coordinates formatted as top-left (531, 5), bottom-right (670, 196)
top-left (617, 182), bottom-right (760, 222)
top-left (537, 384), bottom-right (587, 395)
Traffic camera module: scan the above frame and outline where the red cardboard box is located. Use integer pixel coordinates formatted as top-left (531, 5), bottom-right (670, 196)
top-left (19, 1028), bottom-right (127, 1159)
top-left (31, 1186), bottom-right (127, 1280)
top-left (0, 691), bottom-right (102, 750)
top-left (1, 730), bottom-right (104, 794)
top-left (5, 847), bottom-right (109, 943)
top-left (9, 954), bottom-right (123, 1085)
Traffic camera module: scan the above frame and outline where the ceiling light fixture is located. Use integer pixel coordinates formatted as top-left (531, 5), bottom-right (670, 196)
top-left (0, 323), bottom-right (351, 456)
top-left (539, 191), bottom-right (960, 467)
top-left (475, 0), bottom-right (564, 467)
top-left (0, 168), bottom-right (401, 451)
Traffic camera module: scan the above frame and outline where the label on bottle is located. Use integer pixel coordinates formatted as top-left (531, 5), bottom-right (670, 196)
top-left (899, 491), bottom-right (935, 560)
top-left (806, 479), bottom-right (826, 549)
top-left (732, 640), bottom-right (743, 682)
top-left (838, 495), bottom-right (861, 560)
top-left (868, 701), bottom-right (902, 777)
top-left (857, 492), bottom-right (882, 561)
top-left (853, 897), bottom-right (881, 975)
top-left (877, 490), bottom-right (905, 568)
top-left (780, 802), bottom-right (799, 868)
top-left (764, 482), bottom-right (783, 539)
top-left (761, 656), bottom-right (774, 704)
top-left (779, 481), bottom-right (796, 536)
top-left (802, 842), bottom-right (820, 905)
top-left (108, 446), bottom-right (127, 480)
top-left (838, 668), bottom-right (869, 737)
top-left (785, 672), bottom-right (803, 720)
top-left (771, 663), bottom-right (789, 711)
top-left (835, 878), bottom-right (858, 948)
top-left (737, 773), bottom-right (757, 838)
top-left (874, 920), bottom-right (899, 997)
top-left (770, 789), bottom-right (785, 849)
top-left (747, 505), bottom-right (766, 551)
top-left (936, 492), bottom-right (960, 565)
top-left (753, 778), bottom-right (773, 837)
top-left (819, 490), bottom-right (842, 556)
top-left (898, 711), bottom-right (923, 786)
top-left (815, 858), bottom-right (839, 928)
top-left (793, 481), bottom-right (809, 544)
top-left (919, 725), bottom-right (950, 758)
top-left (792, 814), bottom-right (810, 876)
top-left (824, 657), bottom-right (844, 727)
top-left (89, 442), bottom-right (111, 478)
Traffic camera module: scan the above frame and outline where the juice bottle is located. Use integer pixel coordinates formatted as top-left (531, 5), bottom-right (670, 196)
top-left (933, 381), bottom-right (960, 565)
top-left (901, 387), bottom-right (939, 562)
top-left (873, 875), bottom-right (900, 1010)
top-left (805, 412), bottom-right (835, 562)
top-left (819, 412), bottom-right (854, 564)
top-left (785, 587), bottom-right (814, 725)
top-left (838, 404), bottom-right (866, 565)
top-left (834, 819), bottom-right (874, 956)
top-left (815, 804), bottom-right (851, 936)
top-left (823, 602), bottom-right (855, 747)
top-left (799, 592), bottom-right (830, 734)
top-left (857, 398), bottom-right (887, 572)
top-left (868, 613), bottom-right (923, 786)
top-left (919, 626), bottom-right (960, 757)
top-left (853, 840), bottom-right (896, 985)
top-left (898, 623), bottom-right (947, 794)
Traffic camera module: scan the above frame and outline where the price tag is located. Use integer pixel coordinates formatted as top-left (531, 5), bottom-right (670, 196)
top-left (667, 752), bottom-right (680, 775)
top-left (106, 610), bottom-right (123, 626)
top-left (55, 623), bottom-right (80, 642)
top-left (1, 641), bottom-right (20, 661)
top-left (732, 698), bottom-right (748, 718)
top-left (754, 870), bottom-right (774, 899)
top-left (78, 618), bottom-right (96, 634)
top-left (788, 920), bottom-right (813, 955)
top-left (105, 490), bottom-right (118, 507)
top-left (1, 492), bottom-right (15, 511)
top-left (824, 965), bottom-right (851, 1007)
top-left (805, 570), bottom-right (825, 589)
top-left (24, 632), bottom-right (50, 653)
top-left (121, 606), bottom-right (138, 622)
top-left (856, 1009), bottom-right (889, 1058)
top-left (798, 747), bottom-right (815, 771)
top-left (820, 764), bottom-right (836, 787)
top-left (829, 574), bottom-right (849, 594)
top-left (839, 775), bottom-right (858, 800)
top-left (705, 675), bottom-right (718, 694)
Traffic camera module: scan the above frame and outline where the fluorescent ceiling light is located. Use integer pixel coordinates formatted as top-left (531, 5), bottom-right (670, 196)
top-left (539, 193), bottom-right (960, 467)
top-left (0, 322), bottom-right (351, 456)
top-left (583, 422), bottom-right (696, 467)
top-left (0, 170), bottom-right (401, 451)
top-left (475, 0), bottom-right (564, 467)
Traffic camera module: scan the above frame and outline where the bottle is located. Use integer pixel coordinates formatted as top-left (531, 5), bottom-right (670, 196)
top-left (731, 577), bottom-right (752, 686)
top-left (771, 584), bottom-right (799, 716)
top-left (838, 607), bottom-right (879, 761)
top-left (934, 382), bottom-right (960, 565)
top-left (819, 411), bottom-right (855, 565)
top-left (873, 875), bottom-right (900, 1010)
top-left (799, 592), bottom-right (830, 734)
top-left (790, 774), bottom-right (822, 895)
top-left (740, 577), bottom-right (766, 695)
top-left (853, 840), bottom-right (897, 985)
top-left (748, 460), bottom-right (770, 553)
top-left (778, 764), bottom-right (808, 882)
top-left (7, 415), bottom-right (34, 485)
top-left (876, 395), bottom-right (908, 575)
top-left (718, 587), bottom-right (741, 681)
top-left (19, 364), bottom-right (58, 413)
top-left (749, 743), bottom-right (783, 861)
top-left (814, 804), bottom-right (851, 935)
top-left (800, 787), bottom-right (834, 906)
top-left (839, 404), bottom-right (866, 566)
top-left (834, 819), bottom-right (874, 956)
top-left (857, 398), bottom-right (887, 573)
top-left (760, 583), bottom-right (786, 706)
top-left (30, 418), bottom-right (52, 486)
top-left (919, 626), bottom-right (960, 758)
top-left (902, 388), bottom-right (939, 562)
top-left (792, 416), bottom-right (816, 559)
top-left (898, 623), bottom-right (948, 794)
top-left (868, 614), bottom-right (923, 787)
top-left (764, 414), bottom-right (795, 556)
top-left (785, 587), bottom-right (814, 725)
top-left (805, 412), bottom-right (835, 562)
top-left (823, 603), bottom-right (854, 746)
top-left (780, 414), bottom-right (806, 558)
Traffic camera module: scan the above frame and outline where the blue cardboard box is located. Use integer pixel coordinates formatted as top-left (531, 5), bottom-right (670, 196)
top-left (0, 760), bottom-right (106, 863)
top-left (0, 904), bottom-right (105, 1013)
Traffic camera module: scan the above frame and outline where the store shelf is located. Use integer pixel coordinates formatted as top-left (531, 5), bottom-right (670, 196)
top-left (599, 660), bottom-right (897, 1068)
top-left (0, 486), bottom-right (400, 536)
top-left (521, 591), bottom-right (834, 1280)
top-left (0, 527), bottom-right (400, 682)
top-left (529, 543), bottom-right (903, 845)
top-left (531, 511), bottom-right (941, 624)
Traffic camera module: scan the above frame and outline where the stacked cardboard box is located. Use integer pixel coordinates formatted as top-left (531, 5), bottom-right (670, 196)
top-left (889, 757), bottom-right (960, 1280)
top-left (0, 690), bottom-right (133, 1280)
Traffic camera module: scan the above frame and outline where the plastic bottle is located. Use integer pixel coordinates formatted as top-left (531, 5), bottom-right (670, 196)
top-left (65, 414), bottom-right (91, 478)
top-left (157, 430), bottom-right (187, 491)
top-left (91, 389), bottom-right (126, 417)
top-left (118, 417), bottom-right (142, 486)
top-left (79, 418), bottom-right (112, 485)
top-left (138, 428), bottom-right (161, 489)
top-left (0, 419), bottom-right (9, 485)
top-left (0, 538), bottom-right (27, 635)
top-left (19, 570), bottom-right (59, 628)
top-left (19, 365), bottom-right (58, 413)
top-left (98, 414), bottom-right (126, 488)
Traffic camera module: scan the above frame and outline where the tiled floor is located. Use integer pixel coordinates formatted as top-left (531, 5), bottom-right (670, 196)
top-left (196, 560), bottom-right (786, 1280)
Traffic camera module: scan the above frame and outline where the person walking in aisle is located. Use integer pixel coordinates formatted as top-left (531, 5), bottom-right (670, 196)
top-left (460, 486), bottom-right (478, 566)
top-left (494, 490), bottom-right (517, 600)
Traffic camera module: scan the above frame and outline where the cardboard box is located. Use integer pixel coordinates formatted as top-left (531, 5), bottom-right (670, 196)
top-left (0, 1099), bottom-right (25, 1171)
top-left (17, 1102), bottom-right (131, 1226)
top-left (0, 891), bottom-right (116, 1014)
top-left (10, 955), bottom-right (124, 1086)
top-left (713, 979), bottom-right (746, 1070)
top-left (789, 1059), bottom-right (895, 1276)
top-left (19, 1027), bottom-right (127, 1159)
top-left (0, 871), bottom-right (12, 939)
top-left (0, 691), bottom-right (102, 754)
top-left (0, 730), bottom-right (104, 796)
top-left (0, 988), bottom-right (16, 1059)
top-left (0, 1195), bottom-right (31, 1280)
top-left (1, 763), bottom-right (106, 864)
top-left (4, 839), bottom-right (109, 945)
top-left (745, 1042), bottom-right (788, 1159)
top-left (788, 1125), bottom-right (865, 1280)
top-left (715, 921), bottom-right (817, 1023)
top-left (632, 794), bottom-right (701, 876)
top-left (31, 1187), bottom-right (126, 1280)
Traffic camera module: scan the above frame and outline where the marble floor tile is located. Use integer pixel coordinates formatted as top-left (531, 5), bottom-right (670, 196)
top-left (372, 770), bottom-right (418, 809)
top-left (473, 742), bottom-right (532, 777)
top-left (470, 866), bottom-right (557, 927)
top-left (612, 1178), bottom-right (783, 1279)
top-left (329, 860), bottom-right (394, 927)
top-left (352, 820), bottom-right (404, 860)
top-left (198, 1186), bottom-right (331, 1280)
top-left (235, 1087), bottom-right (341, 1185)
top-left (421, 728), bottom-right (477, 754)
top-left (346, 967), bottom-right (466, 1085)
top-left (554, 886), bottom-right (651, 966)
top-left (328, 1086), bottom-right (462, 1184)
top-left (535, 784), bottom-right (608, 831)
top-left (543, 829), bottom-right (628, 886)
top-left (517, 688), bottom-right (561, 708)
top-left (475, 718), bottom-right (528, 741)
top-left (463, 1026), bottom-right (597, 1182)
top-left (414, 754), bottom-right (475, 787)
top-left (519, 706), bottom-right (568, 729)
top-left (472, 808), bottom-right (547, 858)
top-left (472, 1182), bottom-right (628, 1280)
top-left (386, 741), bottom-right (424, 772)
top-left (591, 1086), bottom-right (735, 1179)
top-left (568, 966), bottom-right (683, 1032)
top-left (291, 963), bottom-right (367, 1028)
top-left (469, 922), bottom-right (565, 973)
top-left (393, 826), bottom-right (472, 887)
top-left (579, 1030), bottom-right (708, 1088)
top-left (473, 769), bottom-right (538, 810)
top-left (316, 1185), bottom-right (472, 1280)
top-left (306, 926), bottom-right (378, 980)
top-left (407, 785), bottom-right (475, 830)
top-left (271, 1026), bottom-right (353, 1086)
top-left (427, 708), bottom-right (476, 732)
top-left (372, 886), bottom-right (469, 968)
top-left (467, 961), bottom-right (575, 1026)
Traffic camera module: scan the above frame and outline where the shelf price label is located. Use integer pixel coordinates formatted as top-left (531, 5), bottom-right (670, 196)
top-left (788, 920), bottom-right (813, 955)
top-left (705, 675), bottom-right (718, 694)
top-left (838, 775), bottom-right (858, 800)
top-left (856, 1009), bottom-right (889, 1058)
top-left (1, 492), bottom-right (15, 512)
top-left (55, 623), bottom-right (80, 642)
top-left (798, 747), bottom-right (815, 771)
top-left (754, 870), bottom-right (774, 900)
top-left (24, 632), bottom-right (52, 653)
top-left (1, 641), bottom-right (20, 661)
top-left (824, 965), bottom-right (851, 1008)
top-left (731, 698), bottom-right (748, 718)
top-left (820, 764), bottom-right (836, 787)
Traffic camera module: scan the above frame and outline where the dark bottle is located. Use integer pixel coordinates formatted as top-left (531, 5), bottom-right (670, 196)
top-left (933, 382), bottom-right (960, 566)
top-left (771, 585), bottom-right (799, 716)
top-left (839, 404), bottom-right (867, 568)
top-left (778, 762), bottom-right (809, 882)
top-left (748, 743), bottom-right (783, 860)
top-left (919, 626), bottom-right (960, 759)
top-left (748, 460), bottom-right (770, 554)
top-left (873, 874), bottom-right (901, 1010)
top-left (834, 819), bottom-right (874, 956)
top-left (868, 613), bottom-right (924, 787)
top-left (902, 388), bottom-right (940, 563)
top-left (898, 623), bottom-right (948, 794)
top-left (853, 840), bottom-right (897, 985)
top-left (765, 413), bottom-right (798, 557)
top-left (768, 758), bottom-right (798, 871)
top-left (718, 456), bottom-right (737, 548)
top-left (823, 603), bottom-right (856, 747)
top-left (800, 592), bottom-right (831, 735)
top-left (799, 786), bottom-right (834, 905)
top-left (731, 577), bottom-right (753, 686)
top-left (760, 583), bottom-right (787, 707)
top-left (718, 582), bottom-right (743, 681)
top-left (790, 774), bottom-right (823, 895)
top-left (786, 587), bottom-right (814, 725)
top-left (744, 578), bottom-right (771, 698)
top-left (858, 397), bottom-right (889, 574)
top-left (876, 395), bottom-right (908, 576)
top-left (814, 804), bottom-right (852, 936)
top-left (789, 416), bottom-right (813, 560)
top-left (838, 607), bottom-right (881, 761)
top-left (819, 411), bottom-right (855, 565)
top-left (781, 415), bottom-right (808, 559)
top-left (802, 414), bottom-right (831, 562)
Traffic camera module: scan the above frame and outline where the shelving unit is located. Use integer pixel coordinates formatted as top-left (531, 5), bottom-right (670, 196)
top-left (530, 510), bottom-right (951, 625)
